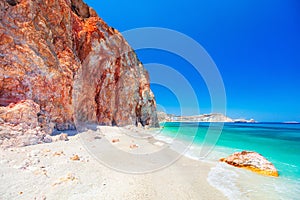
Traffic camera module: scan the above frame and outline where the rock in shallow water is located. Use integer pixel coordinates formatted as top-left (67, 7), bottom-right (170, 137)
top-left (0, 0), bottom-right (159, 131)
top-left (220, 151), bottom-right (279, 177)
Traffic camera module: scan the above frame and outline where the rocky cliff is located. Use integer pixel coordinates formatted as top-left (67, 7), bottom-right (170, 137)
top-left (0, 0), bottom-right (159, 134)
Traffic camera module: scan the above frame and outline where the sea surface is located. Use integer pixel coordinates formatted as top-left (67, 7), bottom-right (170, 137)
top-left (157, 122), bottom-right (300, 200)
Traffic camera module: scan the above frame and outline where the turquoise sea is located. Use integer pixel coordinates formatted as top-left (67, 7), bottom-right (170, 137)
top-left (158, 122), bottom-right (300, 200)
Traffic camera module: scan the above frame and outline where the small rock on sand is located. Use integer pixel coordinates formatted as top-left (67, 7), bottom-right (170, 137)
top-left (52, 173), bottom-right (79, 186)
top-left (130, 144), bottom-right (139, 149)
top-left (70, 155), bottom-right (80, 161)
top-left (53, 151), bottom-right (64, 156)
top-left (112, 139), bottom-right (120, 143)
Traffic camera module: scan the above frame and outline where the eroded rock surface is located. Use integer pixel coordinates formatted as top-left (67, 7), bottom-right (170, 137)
top-left (220, 151), bottom-right (279, 177)
top-left (0, 0), bottom-right (159, 133)
top-left (0, 100), bottom-right (47, 148)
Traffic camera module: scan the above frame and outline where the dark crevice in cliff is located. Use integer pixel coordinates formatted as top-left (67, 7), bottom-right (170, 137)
top-left (95, 82), bottom-right (102, 122)
top-left (6, 0), bottom-right (19, 6)
top-left (112, 58), bottom-right (121, 126)
top-left (112, 118), bottom-right (117, 126)
top-left (135, 104), bottom-right (143, 127)
top-left (114, 58), bottom-right (121, 83)
top-left (71, 5), bottom-right (81, 17)
top-left (71, 0), bottom-right (90, 18)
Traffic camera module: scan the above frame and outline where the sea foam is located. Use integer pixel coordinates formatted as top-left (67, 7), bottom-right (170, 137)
top-left (207, 162), bottom-right (250, 200)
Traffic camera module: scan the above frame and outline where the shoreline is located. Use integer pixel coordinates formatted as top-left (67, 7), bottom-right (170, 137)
top-left (157, 124), bottom-right (300, 200)
top-left (0, 126), bottom-right (226, 199)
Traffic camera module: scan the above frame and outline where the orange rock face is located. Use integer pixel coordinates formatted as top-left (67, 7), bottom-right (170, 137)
top-left (0, 0), bottom-right (158, 132)
top-left (220, 151), bottom-right (279, 177)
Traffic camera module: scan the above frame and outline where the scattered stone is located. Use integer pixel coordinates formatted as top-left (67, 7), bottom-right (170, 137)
top-left (130, 144), bottom-right (139, 149)
top-left (33, 195), bottom-right (47, 200)
top-left (13, 159), bottom-right (31, 170)
top-left (58, 133), bottom-right (69, 141)
top-left (52, 133), bottom-right (69, 142)
top-left (43, 135), bottom-right (53, 143)
top-left (32, 158), bottom-right (40, 165)
top-left (94, 136), bottom-right (102, 140)
top-left (53, 151), bottom-right (64, 156)
top-left (220, 151), bottom-right (279, 177)
top-left (112, 139), bottom-right (120, 143)
top-left (42, 149), bottom-right (51, 153)
top-left (70, 155), bottom-right (80, 161)
top-left (52, 173), bottom-right (79, 186)
top-left (34, 169), bottom-right (48, 177)
top-left (28, 150), bottom-right (40, 157)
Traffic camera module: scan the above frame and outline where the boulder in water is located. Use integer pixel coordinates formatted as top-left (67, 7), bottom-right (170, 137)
top-left (220, 151), bottom-right (279, 177)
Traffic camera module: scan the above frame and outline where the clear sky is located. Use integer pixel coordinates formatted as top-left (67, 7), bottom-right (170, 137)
top-left (85, 0), bottom-right (300, 122)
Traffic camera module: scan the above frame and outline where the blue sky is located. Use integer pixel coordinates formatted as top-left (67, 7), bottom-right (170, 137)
top-left (85, 0), bottom-right (300, 122)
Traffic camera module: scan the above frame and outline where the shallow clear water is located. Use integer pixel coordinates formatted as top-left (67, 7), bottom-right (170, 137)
top-left (159, 122), bottom-right (300, 199)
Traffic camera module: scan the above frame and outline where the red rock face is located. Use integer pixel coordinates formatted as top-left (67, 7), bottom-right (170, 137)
top-left (0, 0), bottom-right (158, 132)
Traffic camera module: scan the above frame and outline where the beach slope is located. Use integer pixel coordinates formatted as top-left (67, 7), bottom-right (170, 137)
top-left (0, 126), bottom-right (225, 199)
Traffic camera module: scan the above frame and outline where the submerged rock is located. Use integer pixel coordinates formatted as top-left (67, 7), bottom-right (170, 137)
top-left (220, 151), bottom-right (279, 177)
top-left (0, 0), bottom-right (159, 132)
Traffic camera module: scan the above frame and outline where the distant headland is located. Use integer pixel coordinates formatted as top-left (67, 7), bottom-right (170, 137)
top-left (157, 112), bottom-right (256, 123)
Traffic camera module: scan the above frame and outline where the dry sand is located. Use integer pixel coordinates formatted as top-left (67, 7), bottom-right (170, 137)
top-left (0, 126), bottom-right (226, 200)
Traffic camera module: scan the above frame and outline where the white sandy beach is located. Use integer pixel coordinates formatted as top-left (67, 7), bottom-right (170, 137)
top-left (0, 126), bottom-right (226, 200)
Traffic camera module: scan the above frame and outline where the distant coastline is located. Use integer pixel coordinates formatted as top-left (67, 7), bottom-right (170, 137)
top-left (283, 121), bottom-right (300, 124)
top-left (157, 112), bottom-right (256, 123)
